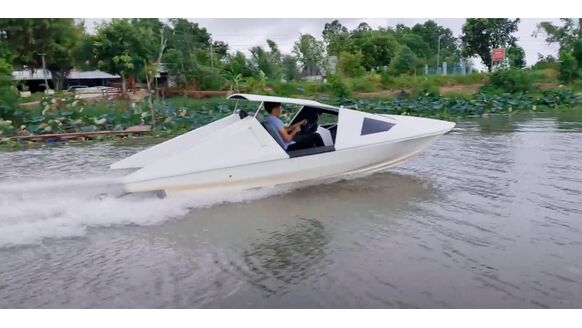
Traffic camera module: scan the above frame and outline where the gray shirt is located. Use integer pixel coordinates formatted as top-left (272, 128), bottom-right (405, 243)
top-left (264, 114), bottom-right (295, 150)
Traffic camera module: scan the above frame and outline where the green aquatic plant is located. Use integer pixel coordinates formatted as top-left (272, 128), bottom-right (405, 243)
top-left (1, 89), bottom-right (582, 146)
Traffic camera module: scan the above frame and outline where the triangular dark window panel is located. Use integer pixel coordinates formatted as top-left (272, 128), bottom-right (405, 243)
top-left (360, 117), bottom-right (395, 136)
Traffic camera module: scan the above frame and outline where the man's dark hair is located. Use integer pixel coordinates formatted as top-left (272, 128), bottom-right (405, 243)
top-left (264, 102), bottom-right (281, 113)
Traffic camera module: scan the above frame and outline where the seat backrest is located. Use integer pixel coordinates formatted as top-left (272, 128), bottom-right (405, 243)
top-left (261, 121), bottom-right (286, 149)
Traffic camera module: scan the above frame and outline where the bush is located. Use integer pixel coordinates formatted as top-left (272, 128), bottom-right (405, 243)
top-left (447, 73), bottom-right (489, 85)
top-left (380, 73), bottom-right (397, 88)
top-left (270, 81), bottom-right (300, 97)
top-left (268, 81), bottom-right (329, 97)
top-left (531, 68), bottom-right (559, 82)
top-left (532, 55), bottom-right (559, 71)
top-left (486, 68), bottom-right (534, 93)
top-left (0, 58), bottom-right (19, 121)
top-left (338, 51), bottom-right (366, 78)
top-left (379, 72), bottom-right (489, 90)
top-left (303, 82), bottom-right (329, 96)
top-left (390, 45), bottom-right (417, 75)
top-left (559, 51), bottom-right (579, 83)
top-left (411, 80), bottom-right (440, 98)
top-left (328, 75), bottom-right (352, 99)
top-left (195, 67), bottom-right (226, 90)
top-left (348, 78), bottom-right (375, 92)
top-left (367, 73), bottom-right (382, 87)
top-left (241, 77), bottom-right (267, 94)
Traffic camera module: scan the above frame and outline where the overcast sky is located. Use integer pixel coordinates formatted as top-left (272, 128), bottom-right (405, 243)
top-left (85, 18), bottom-right (561, 69)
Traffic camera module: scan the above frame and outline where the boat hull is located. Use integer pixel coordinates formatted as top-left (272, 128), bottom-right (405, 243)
top-left (122, 132), bottom-right (444, 195)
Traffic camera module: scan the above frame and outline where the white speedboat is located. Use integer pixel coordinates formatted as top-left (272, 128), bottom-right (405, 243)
top-left (111, 94), bottom-right (455, 195)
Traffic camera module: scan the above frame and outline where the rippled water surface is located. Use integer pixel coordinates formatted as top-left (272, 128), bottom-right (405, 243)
top-left (1, 112), bottom-right (582, 308)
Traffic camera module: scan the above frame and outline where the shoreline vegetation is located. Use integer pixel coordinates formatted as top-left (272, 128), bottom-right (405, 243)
top-left (1, 18), bottom-right (582, 148)
top-left (2, 67), bottom-right (582, 149)
top-left (1, 78), bottom-right (581, 149)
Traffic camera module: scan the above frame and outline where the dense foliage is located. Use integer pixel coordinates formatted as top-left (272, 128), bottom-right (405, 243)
top-left (3, 88), bottom-right (582, 141)
top-left (537, 19), bottom-right (582, 82)
top-left (461, 18), bottom-right (520, 72)
top-left (2, 18), bottom-right (582, 144)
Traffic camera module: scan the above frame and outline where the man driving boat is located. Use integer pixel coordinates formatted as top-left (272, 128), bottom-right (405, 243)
top-left (263, 101), bottom-right (324, 151)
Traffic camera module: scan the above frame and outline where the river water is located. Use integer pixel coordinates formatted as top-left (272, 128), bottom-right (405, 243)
top-left (1, 112), bottom-right (581, 308)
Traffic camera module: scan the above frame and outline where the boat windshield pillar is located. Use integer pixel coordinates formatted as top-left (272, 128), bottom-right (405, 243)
top-left (232, 101), bottom-right (239, 114)
top-left (254, 102), bottom-right (264, 118)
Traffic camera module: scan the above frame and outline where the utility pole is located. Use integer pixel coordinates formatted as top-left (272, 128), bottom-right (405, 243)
top-left (437, 34), bottom-right (444, 75)
top-left (210, 43), bottom-right (214, 72)
top-left (39, 53), bottom-right (49, 93)
top-left (209, 43), bottom-right (214, 88)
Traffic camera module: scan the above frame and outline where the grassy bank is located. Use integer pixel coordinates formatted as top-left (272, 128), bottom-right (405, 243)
top-left (263, 68), bottom-right (573, 99)
top-left (2, 68), bottom-right (582, 148)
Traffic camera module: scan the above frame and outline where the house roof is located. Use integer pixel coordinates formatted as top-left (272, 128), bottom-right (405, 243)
top-left (68, 70), bottom-right (120, 79)
top-left (12, 69), bottom-right (121, 81)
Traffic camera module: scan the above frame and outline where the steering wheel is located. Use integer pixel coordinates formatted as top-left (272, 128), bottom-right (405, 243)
top-left (300, 118), bottom-right (319, 134)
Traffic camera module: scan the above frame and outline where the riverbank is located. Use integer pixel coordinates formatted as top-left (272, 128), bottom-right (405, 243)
top-left (1, 86), bottom-right (582, 149)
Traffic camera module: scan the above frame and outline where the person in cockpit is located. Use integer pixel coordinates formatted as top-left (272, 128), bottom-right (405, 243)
top-left (263, 101), bottom-right (324, 151)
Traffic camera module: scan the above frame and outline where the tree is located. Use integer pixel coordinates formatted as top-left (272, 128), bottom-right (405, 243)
top-left (292, 34), bottom-right (325, 76)
top-left (0, 57), bottom-right (18, 121)
top-left (536, 19), bottom-right (582, 83)
top-left (322, 20), bottom-right (349, 57)
top-left (45, 20), bottom-right (85, 90)
top-left (396, 33), bottom-right (432, 60)
top-left (93, 19), bottom-right (157, 94)
top-left (282, 55), bottom-right (300, 81)
top-left (390, 45), bottom-right (418, 75)
top-left (536, 19), bottom-right (582, 52)
top-left (212, 41), bottom-right (229, 62)
top-left (533, 54), bottom-right (558, 70)
top-left (0, 19), bottom-right (85, 91)
top-left (166, 19), bottom-right (211, 52)
top-left (346, 30), bottom-right (399, 70)
top-left (461, 18), bottom-right (520, 72)
top-left (164, 48), bottom-right (196, 88)
top-left (573, 39), bottom-right (582, 67)
top-left (559, 51), bottom-right (578, 83)
top-left (0, 37), bottom-right (18, 121)
top-left (249, 42), bottom-right (281, 80)
top-left (337, 51), bottom-right (365, 77)
top-left (225, 51), bottom-right (253, 77)
top-left (354, 22), bottom-right (372, 34)
top-left (0, 36), bottom-right (11, 61)
top-left (506, 45), bottom-right (526, 68)
top-left (73, 33), bottom-right (98, 71)
top-left (411, 20), bottom-right (458, 61)
top-left (162, 18), bottom-right (216, 88)
top-left (266, 39), bottom-right (281, 65)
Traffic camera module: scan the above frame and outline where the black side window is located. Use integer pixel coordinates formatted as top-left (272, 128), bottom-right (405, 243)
top-left (360, 117), bottom-right (394, 136)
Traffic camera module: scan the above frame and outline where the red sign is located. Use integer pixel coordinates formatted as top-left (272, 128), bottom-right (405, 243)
top-left (492, 48), bottom-right (505, 62)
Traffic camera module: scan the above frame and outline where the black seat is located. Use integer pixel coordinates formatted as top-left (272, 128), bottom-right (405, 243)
top-left (238, 109), bottom-right (248, 119)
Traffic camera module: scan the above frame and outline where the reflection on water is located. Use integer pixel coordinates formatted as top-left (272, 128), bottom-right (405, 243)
top-left (236, 218), bottom-right (330, 296)
top-left (1, 111), bottom-right (582, 308)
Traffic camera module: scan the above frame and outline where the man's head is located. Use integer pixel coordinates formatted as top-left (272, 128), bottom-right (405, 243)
top-left (264, 102), bottom-right (282, 116)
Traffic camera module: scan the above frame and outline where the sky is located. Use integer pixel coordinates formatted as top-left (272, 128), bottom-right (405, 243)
top-left (84, 18), bottom-right (561, 69)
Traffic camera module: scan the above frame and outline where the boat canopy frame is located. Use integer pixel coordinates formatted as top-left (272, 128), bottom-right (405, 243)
top-left (228, 93), bottom-right (340, 119)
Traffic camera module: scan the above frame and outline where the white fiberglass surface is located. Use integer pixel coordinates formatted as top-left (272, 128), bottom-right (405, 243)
top-left (123, 117), bottom-right (288, 184)
top-left (110, 114), bottom-right (239, 170)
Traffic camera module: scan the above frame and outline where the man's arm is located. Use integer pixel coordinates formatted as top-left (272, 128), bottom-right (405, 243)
top-left (279, 125), bottom-right (301, 142)
top-left (285, 119), bottom-right (307, 133)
